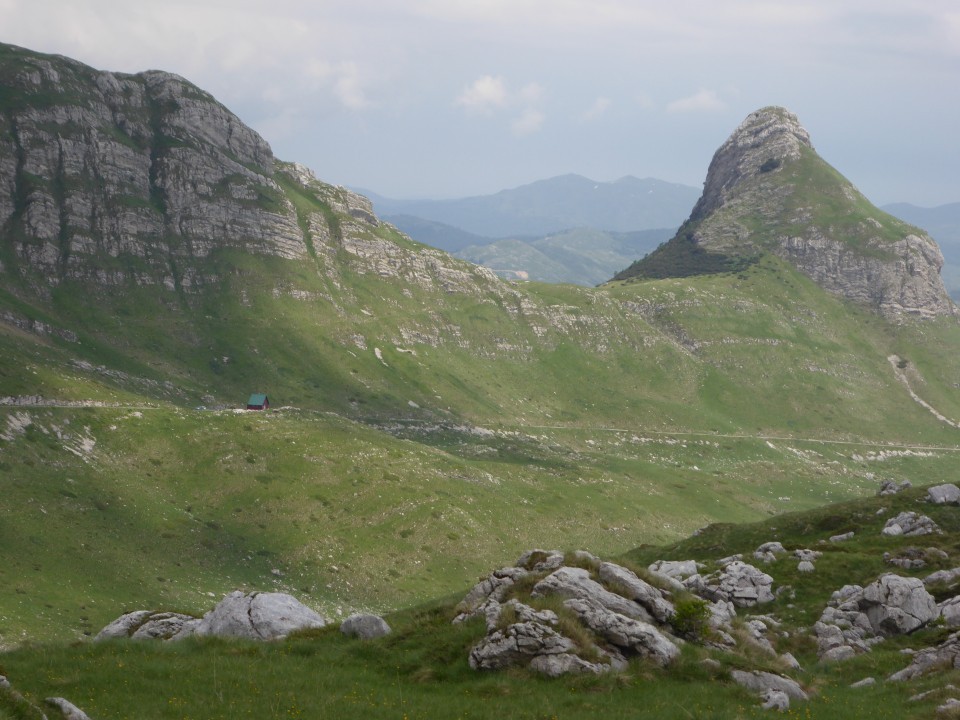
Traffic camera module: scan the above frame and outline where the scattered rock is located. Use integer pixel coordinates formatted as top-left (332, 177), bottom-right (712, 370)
top-left (761, 689), bottom-right (790, 711)
top-left (340, 613), bottom-right (391, 639)
top-left (754, 542), bottom-right (787, 564)
top-left (743, 618), bottom-right (777, 656)
top-left (45, 697), bottom-right (92, 720)
top-left (779, 652), bottom-right (802, 671)
top-left (98, 591), bottom-right (327, 643)
top-left (190, 591), bottom-right (327, 640)
top-left (95, 610), bottom-right (199, 640)
top-left (830, 531), bottom-right (855, 543)
top-left (938, 596), bottom-right (960, 628)
top-left (911, 685), bottom-right (959, 702)
top-left (925, 567), bottom-right (960, 587)
top-left (0, 675), bottom-right (9, 690)
top-left (469, 607), bottom-right (578, 671)
top-left (730, 669), bottom-right (808, 701)
top-left (884, 547), bottom-right (928, 570)
top-left (882, 511), bottom-right (940, 537)
top-left (821, 645), bottom-right (858, 662)
top-left (850, 677), bottom-right (876, 688)
top-left (879, 480), bottom-right (912, 496)
top-left (814, 575), bottom-right (937, 660)
top-left (462, 551), bottom-right (688, 676)
top-left (890, 631), bottom-right (960, 681)
top-left (527, 652), bottom-right (615, 678)
top-left (927, 484), bottom-right (960, 505)
top-left (686, 561), bottom-right (775, 608)
top-left (861, 575), bottom-right (937, 635)
top-left (794, 549), bottom-right (821, 563)
top-left (938, 698), bottom-right (960, 715)
top-left (797, 561), bottom-right (815, 573)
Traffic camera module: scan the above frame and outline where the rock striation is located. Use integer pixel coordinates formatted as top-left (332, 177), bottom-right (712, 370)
top-left (614, 106), bottom-right (955, 320)
top-left (0, 43), bottom-right (307, 291)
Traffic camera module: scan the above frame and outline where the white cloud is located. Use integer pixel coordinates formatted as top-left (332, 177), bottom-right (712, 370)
top-left (518, 82), bottom-right (545, 104)
top-left (666, 89), bottom-right (726, 113)
top-left (581, 97), bottom-right (611, 121)
top-left (511, 108), bottom-right (545, 136)
top-left (455, 75), bottom-right (508, 112)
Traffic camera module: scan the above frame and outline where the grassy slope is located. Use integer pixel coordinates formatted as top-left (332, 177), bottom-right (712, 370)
top-left (2, 484), bottom-right (959, 720)
top-left (3, 250), bottom-right (960, 645)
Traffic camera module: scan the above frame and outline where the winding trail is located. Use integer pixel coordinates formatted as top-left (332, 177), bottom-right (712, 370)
top-left (887, 354), bottom-right (960, 429)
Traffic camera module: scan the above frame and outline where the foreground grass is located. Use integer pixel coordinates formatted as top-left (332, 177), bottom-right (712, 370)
top-left (3, 484), bottom-right (960, 719)
top-left (0, 606), bottom-right (955, 720)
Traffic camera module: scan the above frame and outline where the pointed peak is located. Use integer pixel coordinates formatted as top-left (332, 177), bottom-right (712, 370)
top-left (691, 106), bottom-right (812, 221)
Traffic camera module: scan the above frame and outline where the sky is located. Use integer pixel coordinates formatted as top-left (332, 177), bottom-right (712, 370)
top-left (2, 0), bottom-right (959, 206)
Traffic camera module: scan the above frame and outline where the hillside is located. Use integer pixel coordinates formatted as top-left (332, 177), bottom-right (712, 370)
top-left (453, 227), bottom-right (672, 285)
top-left (4, 481), bottom-right (960, 719)
top-left (2, 41), bottom-right (960, 667)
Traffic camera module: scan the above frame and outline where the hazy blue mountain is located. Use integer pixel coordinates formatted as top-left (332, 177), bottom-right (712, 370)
top-left (365, 174), bottom-right (700, 237)
top-left (383, 214), bottom-right (497, 253)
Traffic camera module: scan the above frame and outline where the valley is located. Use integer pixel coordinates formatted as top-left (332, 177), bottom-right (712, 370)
top-left (2, 43), bottom-right (960, 719)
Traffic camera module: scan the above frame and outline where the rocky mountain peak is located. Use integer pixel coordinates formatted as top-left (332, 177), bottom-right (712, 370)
top-left (615, 106), bottom-right (956, 320)
top-left (691, 106), bottom-right (811, 222)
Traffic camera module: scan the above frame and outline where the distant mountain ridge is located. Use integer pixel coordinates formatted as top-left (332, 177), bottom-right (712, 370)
top-left (366, 174), bottom-right (700, 238)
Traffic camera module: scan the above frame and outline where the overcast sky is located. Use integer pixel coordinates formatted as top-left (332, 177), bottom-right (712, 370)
top-left (2, 1), bottom-right (958, 206)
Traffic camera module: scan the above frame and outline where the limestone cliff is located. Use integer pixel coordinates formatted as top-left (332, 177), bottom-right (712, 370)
top-left (615, 107), bottom-right (955, 320)
top-left (0, 43), bottom-right (306, 292)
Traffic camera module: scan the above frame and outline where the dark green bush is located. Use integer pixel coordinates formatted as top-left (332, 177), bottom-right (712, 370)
top-left (670, 596), bottom-right (710, 640)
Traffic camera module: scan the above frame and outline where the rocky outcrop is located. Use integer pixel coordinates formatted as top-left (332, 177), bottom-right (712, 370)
top-left (95, 610), bottom-right (198, 640)
top-left (927, 484), bottom-right (960, 505)
top-left (814, 575), bottom-right (938, 660)
top-left (615, 106), bottom-right (955, 319)
top-left (96, 590), bottom-right (327, 642)
top-left (683, 560), bottom-right (775, 608)
top-left (881, 511), bottom-right (941, 537)
top-left (459, 551), bottom-right (687, 677)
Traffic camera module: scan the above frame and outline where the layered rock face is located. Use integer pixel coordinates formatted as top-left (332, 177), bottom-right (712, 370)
top-left (0, 44), bottom-right (305, 290)
top-left (617, 106), bottom-right (955, 320)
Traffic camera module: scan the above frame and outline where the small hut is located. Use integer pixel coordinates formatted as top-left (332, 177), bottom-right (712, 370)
top-left (246, 393), bottom-right (270, 410)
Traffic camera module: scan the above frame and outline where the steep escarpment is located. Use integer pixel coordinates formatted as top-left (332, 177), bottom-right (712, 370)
top-left (0, 43), bottom-right (306, 292)
top-left (615, 107), bottom-right (955, 320)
